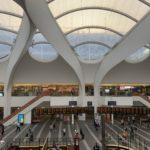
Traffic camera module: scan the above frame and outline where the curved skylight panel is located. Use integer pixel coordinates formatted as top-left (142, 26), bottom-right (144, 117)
top-left (0, 0), bottom-right (23, 16)
top-left (57, 10), bottom-right (135, 35)
top-left (0, 13), bottom-right (21, 31)
top-left (75, 44), bottom-right (110, 63)
top-left (28, 44), bottom-right (58, 63)
top-left (125, 47), bottom-right (150, 64)
top-left (33, 33), bottom-right (47, 43)
top-left (67, 28), bottom-right (121, 47)
top-left (0, 30), bottom-right (17, 44)
top-left (49, 0), bottom-right (149, 21)
top-left (145, 0), bottom-right (150, 4)
top-left (0, 44), bottom-right (11, 60)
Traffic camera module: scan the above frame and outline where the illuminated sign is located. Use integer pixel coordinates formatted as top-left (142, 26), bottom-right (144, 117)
top-left (18, 114), bottom-right (24, 124)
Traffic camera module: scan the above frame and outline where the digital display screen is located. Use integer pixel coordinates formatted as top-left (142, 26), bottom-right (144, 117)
top-left (18, 114), bottom-right (24, 124)
top-left (108, 101), bottom-right (116, 106)
top-left (69, 101), bottom-right (77, 106)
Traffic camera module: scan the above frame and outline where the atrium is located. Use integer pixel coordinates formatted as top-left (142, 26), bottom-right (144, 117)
top-left (0, 0), bottom-right (150, 149)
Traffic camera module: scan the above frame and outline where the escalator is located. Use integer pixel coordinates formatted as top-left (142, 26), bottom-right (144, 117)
top-left (133, 93), bottom-right (150, 108)
top-left (2, 90), bottom-right (50, 126)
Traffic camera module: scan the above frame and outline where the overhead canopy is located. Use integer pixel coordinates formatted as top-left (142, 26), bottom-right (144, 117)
top-left (0, 0), bottom-right (150, 63)
top-left (47, 0), bottom-right (150, 63)
top-left (0, 0), bottom-right (23, 62)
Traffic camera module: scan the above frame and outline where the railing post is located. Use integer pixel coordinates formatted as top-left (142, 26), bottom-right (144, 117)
top-left (39, 138), bottom-right (40, 146)
top-left (117, 132), bottom-right (120, 147)
top-left (101, 114), bottom-right (106, 150)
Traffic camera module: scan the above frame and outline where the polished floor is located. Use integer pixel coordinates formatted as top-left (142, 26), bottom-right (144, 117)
top-left (1, 117), bottom-right (150, 150)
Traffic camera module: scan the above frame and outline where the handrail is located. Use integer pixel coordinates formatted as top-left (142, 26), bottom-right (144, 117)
top-left (1, 90), bottom-right (50, 124)
top-left (132, 93), bottom-right (150, 103)
top-left (42, 137), bottom-right (48, 150)
top-left (106, 144), bottom-right (134, 150)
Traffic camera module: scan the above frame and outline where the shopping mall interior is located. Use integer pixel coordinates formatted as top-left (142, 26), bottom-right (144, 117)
top-left (0, 0), bottom-right (150, 149)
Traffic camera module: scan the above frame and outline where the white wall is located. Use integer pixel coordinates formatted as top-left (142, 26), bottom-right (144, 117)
top-left (13, 54), bottom-right (150, 85)
top-left (0, 54), bottom-right (149, 85)
top-left (104, 97), bottom-right (133, 106)
top-left (13, 54), bottom-right (79, 84)
top-left (102, 58), bottom-right (150, 84)
top-left (1, 96), bottom-right (134, 108)
top-left (81, 63), bottom-right (99, 84)
top-left (0, 96), bottom-right (95, 107)
top-left (24, 111), bottom-right (31, 124)
top-left (10, 96), bottom-right (94, 106)
top-left (0, 61), bottom-right (8, 82)
top-left (50, 97), bottom-right (78, 106)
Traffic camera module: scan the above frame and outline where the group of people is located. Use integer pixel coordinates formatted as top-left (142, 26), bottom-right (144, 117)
top-left (7, 144), bottom-right (20, 150)
top-left (74, 128), bottom-right (85, 140)
top-left (120, 117), bottom-right (137, 143)
top-left (50, 141), bottom-right (60, 150)
top-left (24, 128), bottom-right (34, 142)
top-left (120, 116), bottom-right (136, 127)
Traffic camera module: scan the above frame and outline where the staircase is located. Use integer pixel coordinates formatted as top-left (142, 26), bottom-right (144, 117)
top-left (1, 90), bottom-right (50, 126)
top-left (132, 93), bottom-right (150, 108)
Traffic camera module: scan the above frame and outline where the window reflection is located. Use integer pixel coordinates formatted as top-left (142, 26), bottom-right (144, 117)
top-left (12, 84), bottom-right (79, 96)
top-left (100, 85), bottom-right (150, 97)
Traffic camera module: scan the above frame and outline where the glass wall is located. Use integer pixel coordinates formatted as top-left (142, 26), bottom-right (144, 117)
top-left (11, 84), bottom-right (150, 97)
top-left (12, 84), bottom-right (79, 96)
top-left (85, 84), bottom-right (94, 96)
top-left (100, 85), bottom-right (150, 96)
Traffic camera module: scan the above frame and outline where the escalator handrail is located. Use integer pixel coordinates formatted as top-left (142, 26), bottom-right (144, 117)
top-left (1, 90), bottom-right (50, 124)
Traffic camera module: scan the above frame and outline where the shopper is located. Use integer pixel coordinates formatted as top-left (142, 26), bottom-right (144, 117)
top-left (93, 142), bottom-right (100, 150)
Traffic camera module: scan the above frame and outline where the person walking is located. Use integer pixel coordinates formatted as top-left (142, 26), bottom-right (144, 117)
top-left (93, 142), bottom-right (100, 150)
top-left (80, 128), bottom-right (85, 140)
top-left (130, 125), bottom-right (134, 139)
top-left (16, 122), bottom-right (21, 132)
top-left (62, 128), bottom-right (66, 137)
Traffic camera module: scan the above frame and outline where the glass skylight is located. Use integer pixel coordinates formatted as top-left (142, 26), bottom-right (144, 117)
top-left (0, 12), bottom-right (22, 32)
top-left (0, 0), bottom-right (23, 16)
top-left (33, 33), bottom-right (47, 43)
top-left (0, 30), bottom-right (17, 44)
top-left (0, 44), bottom-right (11, 60)
top-left (67, 28), bottom-right (121, 47)
top-left (56, 10), bottom-right (136, 35)
top-left (0, 0), bottom-right (23, 62)
top-left (75, 44), bottom-right (110, 63)
top-left (49, 0), bottom-right (149, 21)
top-left (48, 0), bottom-right (150, 63)
top-left (29, 44), bottom-right (58, 63)
top-left (125, 47), bottom-right (150, 64)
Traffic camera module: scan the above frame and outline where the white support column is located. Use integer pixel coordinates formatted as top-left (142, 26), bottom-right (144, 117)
top-left (94, 84), bottom-right (100, 114)
top-left (4, 84), bottom-right (11, 117)
top-left (3, 13), bottom-right (34, 117)
top-left (71, 114), bottom-right (74, 125)
top-left (94, 13), bottom-right (150, 99)
top-left (111, 113), bottom-right (114, 124)
top-left (77, 84), bottom-right (85, 107)
top-left (24, 111), bottom-right (32, 124)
